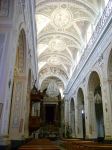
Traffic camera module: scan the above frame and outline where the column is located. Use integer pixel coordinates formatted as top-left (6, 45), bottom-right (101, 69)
top-left (101, 79), bottom-right (112, 139)
top-left (88, 91), bottom-right (97, 139)
top-left (71, 111), bottom-right (76, 137)
top-left (24, 91), bottom-right (30, 138)
top-left (64, 100), bottom-right (68, 137)
top-left (76, 105), bottom-right (83, 138)
top-left (9, 75), bottom-right (27, 140)
top-left (84, 94), bottom-right (90, 139)
top-left (75, 104), bottom-right (79, 137)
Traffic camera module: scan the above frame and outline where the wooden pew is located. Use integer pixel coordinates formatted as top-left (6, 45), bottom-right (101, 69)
top-left (18, 139), bottom-right (60, 150)
top-left (62, 138), bottom-right (82, 150)
top-left (62, 139), bottom-right (112, 150)
top-left (79, 144), bottom-right (112, 150)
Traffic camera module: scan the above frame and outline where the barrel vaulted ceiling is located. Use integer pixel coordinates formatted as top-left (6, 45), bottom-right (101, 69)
top-left (35, 0), bottom-right (105, 91)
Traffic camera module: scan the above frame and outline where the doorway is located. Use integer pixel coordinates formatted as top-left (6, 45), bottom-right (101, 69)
top-left (45, 104), bottom-right (55, 124)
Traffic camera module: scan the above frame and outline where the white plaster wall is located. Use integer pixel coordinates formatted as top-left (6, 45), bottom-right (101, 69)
top-left (64, 4), bottom-right (112, 139)
top-left (0, 0), bottom-right (38, 141)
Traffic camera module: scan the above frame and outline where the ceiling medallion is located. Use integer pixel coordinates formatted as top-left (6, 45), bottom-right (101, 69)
top-left (51, 8), bottom-right (72, 29)
top-left (49, 38), bottom-right (66, 51)
top-left (47, 56), bottom-right (60, 65)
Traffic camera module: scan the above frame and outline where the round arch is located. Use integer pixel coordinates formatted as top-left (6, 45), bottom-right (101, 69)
top-left (107, 48), bottom-right (112, 78)
top-left (14, 29), bottom-right (27, 74)
top-left (70, 98), bottom-right (75, 111)
top-left (87, 71), bottom-right (105, 139)
top-left (76, 88), bottom-right (85, 138)
top-left (9, 29), bottom-right (28, 139)
top-left (39, 75), bottom-right (66, 89)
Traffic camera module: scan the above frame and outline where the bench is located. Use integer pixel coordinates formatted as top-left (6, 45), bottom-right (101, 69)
top-left (62, 139), bottom-right (112, 150)
top-left (18, 139), bottom-right (60, 150)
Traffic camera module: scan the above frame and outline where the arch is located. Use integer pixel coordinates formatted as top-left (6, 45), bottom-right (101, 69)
top-left (9, 29), bottom-right (28, 139)
top-left (36, 0), bottom-right (97, 16)
top-left (77, 88), bottom-right (85, 138)
top-left (107, 48), bottom-right (112, 78)
top-left (39, 75), bottom-right (66, 89)
top-left (38, 32), bottom-right (81, 48)
top-left (39, 66), bottom-right (69, 81)
top-left (88, 71), bottom-right (101, 92)
top-left (70, 98), bottom-right (75, 137)
top-left (15, 29), bottom-right (27, 74)
top-left (106, 48), bottom-right (112, 135)
top-left (104, 45), bottom-right (112, 80)
top-left (70, 98), bottom-right (75, 111)
top-left (40, 76), bottom-right (64, 92)
top-left (87, 71), bottom-right (105, 139)
top-left (77, 88), bottom-right (84, 106)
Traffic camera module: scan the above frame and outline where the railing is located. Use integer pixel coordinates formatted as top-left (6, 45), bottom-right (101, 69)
top-left (65, 0), bottom-right (112, 93)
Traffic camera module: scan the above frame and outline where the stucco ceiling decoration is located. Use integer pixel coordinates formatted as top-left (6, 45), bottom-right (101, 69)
top-left (39, 53), bottom-right (72, 74)
top-left (47, 56), bottom-right (61, 65)
top-left (38, 34), bottom-right (81, 52)
top-left (36, 0), bottom-right (98, 15)
top-left (51, 7), bottom-right (73, 30)
top-left (49, 38), bottom-right (66, 51)
top-left (35, 0), bottom-right (103, 91)
top-left (39, 66), bottom-right (68, 86)
top-left (39, 52), bottom-right (72, 63)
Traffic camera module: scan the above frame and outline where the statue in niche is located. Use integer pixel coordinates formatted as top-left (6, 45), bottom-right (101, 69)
top-left (0, 0), bottom-right (9, 17)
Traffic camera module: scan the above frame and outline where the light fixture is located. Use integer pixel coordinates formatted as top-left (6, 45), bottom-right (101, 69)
top-left (46, 80), bottom-right (60, 97)
top-left (82, 110), bottom-right (84, 114)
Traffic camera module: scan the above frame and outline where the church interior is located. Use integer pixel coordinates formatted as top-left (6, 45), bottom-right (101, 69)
top-left (0, 0), bottom-right (112, 150)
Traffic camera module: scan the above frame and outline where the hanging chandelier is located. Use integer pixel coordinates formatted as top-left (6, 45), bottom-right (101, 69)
top-left (46, 80), bottom-right (60, 97)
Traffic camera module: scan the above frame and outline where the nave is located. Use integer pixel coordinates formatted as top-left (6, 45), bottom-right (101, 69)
top-left (0, 0), bottom-right (112, 150)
